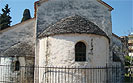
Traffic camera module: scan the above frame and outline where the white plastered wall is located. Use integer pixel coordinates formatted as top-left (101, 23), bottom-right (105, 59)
top-left (39, 34), bottom-right (109, 67)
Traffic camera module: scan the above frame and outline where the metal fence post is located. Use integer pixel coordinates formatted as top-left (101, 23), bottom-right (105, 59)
top-left (106, 64), bottom-right (108, 83)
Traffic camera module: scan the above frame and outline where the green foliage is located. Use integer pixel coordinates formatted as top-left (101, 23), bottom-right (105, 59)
top-left (125, 55), bottom-right (133, 66)
top-left (21, 9), bottom-right (31, 22)
top-left (125, 55), bottom-right (131, 61)
top-left (0, 4), bottom-right (12, 30)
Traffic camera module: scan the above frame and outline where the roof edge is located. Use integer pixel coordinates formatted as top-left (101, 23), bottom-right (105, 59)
top-left (0, 18), bottom-right (35, 33)
top-left (112, 33), bottom-right (123, 41)
top-left (34, 1), bottom-right (39, 17)
top-left (37, 0), bottom-right (48, 6)
top-left (38, 33), bottom-right (110, 43)
top-left (97, 0), bottom-right (114, 11)
top-left (34, 0), bottom-right (48, 17)
top-left (37, 0), bottom-right (114, 11)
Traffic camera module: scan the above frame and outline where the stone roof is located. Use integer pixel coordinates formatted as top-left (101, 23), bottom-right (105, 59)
top-left (38, 15), bottom-right (109, 39)
top-left (0, 18), bottom-right (35, 33)
top-left (2, 42), bottom-right (35, 57)
top-left (0, 18), bottom-right (35, 55)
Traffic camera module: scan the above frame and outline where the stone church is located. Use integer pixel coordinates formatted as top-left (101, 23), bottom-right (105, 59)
top-left (0, 0), bottom-right (128, 83)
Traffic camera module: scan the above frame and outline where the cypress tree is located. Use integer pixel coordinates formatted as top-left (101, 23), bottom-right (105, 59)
top-left (0, 4), bottom-right (12, 30)
top-left (21, 9), bottom-right (31, 22)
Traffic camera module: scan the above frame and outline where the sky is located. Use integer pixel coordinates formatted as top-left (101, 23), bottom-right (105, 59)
top-left (0, 0), bottom-right (132, 36)
top-left (103, 0), bottom-right (133, 36)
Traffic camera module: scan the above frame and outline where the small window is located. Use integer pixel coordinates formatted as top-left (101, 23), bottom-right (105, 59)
top-left (75, 42), bottom-right (86, 61)
top-left (15, 61), bottom-right (20, 71)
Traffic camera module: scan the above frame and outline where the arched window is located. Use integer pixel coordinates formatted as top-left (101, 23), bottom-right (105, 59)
top-left (15, 61), bottom-right (20, 71)
top-left (75, 42), bottom-right (86, 61)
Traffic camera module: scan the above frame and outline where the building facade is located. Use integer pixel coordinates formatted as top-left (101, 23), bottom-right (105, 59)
top-left (35, 0), bottom-right (115, 83)
top-left (128, 34), bottom-right (133, 56)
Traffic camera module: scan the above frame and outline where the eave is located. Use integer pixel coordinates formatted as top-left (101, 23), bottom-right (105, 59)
top-left (97, 0), bottom-right (114, 11)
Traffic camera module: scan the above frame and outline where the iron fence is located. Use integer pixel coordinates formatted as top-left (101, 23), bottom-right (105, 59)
top-left (0, 65), bottom-right (34, 83)
top-left (37, 66), bottom-right (123, 83)
top-left (0, 65), bottom-right (132, 83)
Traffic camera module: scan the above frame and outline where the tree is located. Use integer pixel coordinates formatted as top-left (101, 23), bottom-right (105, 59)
top-left (21, 9), bottom-right (31, 22)
top-left (0, 4), bottom-right (12, 30)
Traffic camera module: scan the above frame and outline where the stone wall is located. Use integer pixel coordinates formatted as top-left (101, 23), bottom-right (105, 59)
top-left (112, 34), bottom-right (127, 83)
top-left (112, 35), bottom-right (125, 64)
top-left (0, 56), bottom-right (34, 83)
top-left (37, 0), bottom-right (112, 37)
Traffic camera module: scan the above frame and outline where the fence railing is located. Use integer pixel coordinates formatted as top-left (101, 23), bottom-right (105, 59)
top-left (0, 65), bottom-right (133, 83)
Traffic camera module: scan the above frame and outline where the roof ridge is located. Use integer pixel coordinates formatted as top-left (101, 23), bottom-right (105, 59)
top-left (0, 18), bottom-right (35, 33)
